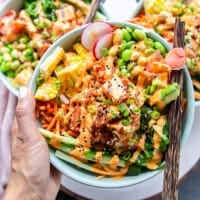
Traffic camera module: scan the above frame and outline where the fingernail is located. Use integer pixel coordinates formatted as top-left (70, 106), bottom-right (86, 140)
top-left (19, 87), bottom-right (28, 99)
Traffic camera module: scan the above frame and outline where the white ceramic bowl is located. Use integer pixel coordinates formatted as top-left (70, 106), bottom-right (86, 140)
top-left (30, 21), bottom-right (195, 188)
top-left (0, 0), bottom-right (106, 96)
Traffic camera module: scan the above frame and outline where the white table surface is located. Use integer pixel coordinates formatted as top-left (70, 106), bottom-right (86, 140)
top-left (60, 1), bottom-right (200, 199)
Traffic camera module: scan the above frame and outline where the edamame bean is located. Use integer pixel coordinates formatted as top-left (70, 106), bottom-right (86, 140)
top-left (120, 41), bottom-right (134, 52)
top-left (126, 41), bottom-right (134, 49)
top-left (122, 29), bottom-right (132, 42)
top-left (144, 38), bottom-right (154, 47)
top-left (186, 58), bottom-right (196, 69)
top-left (118, 68), bottom-right (130, 77)
top-left (132, 29), bottom-right (146, 41)
top-left (24, 48), bottom-right (33, 56)
top-left (122, 118), bottom-right (131, 126)
top-left (122, 49), bottom-right (132, 61)
top-left (132, 106), bottom-right (141, 114)
top-left (123, 109), bottom-right (130, 117)
top-left (0, 55), bottom-right (3, 62)
top-left (20, 36), bottom-right (30, 44)
top-left (126, 27), bottom-right (133, 33)
top-left (144, 48), bottom-right (155, 56)
top-left (6, 70), bottom-right (16, 78)
top-left (150, 110), bottom-right (160, 120)
top-left (26, 55), bottom-right (34, 61)
top-left (6, 44), bottom-right (13, 52)
top-left (154, 42), bottom-right (166, 55)
top-left (0, 62), bottom-right (10, 72)
top-left (117, 59), bottom-right (126, 67)
top-left (120, 41), bottom-right (127, 52)
top-left (149, 85), bottom-right (157, 95)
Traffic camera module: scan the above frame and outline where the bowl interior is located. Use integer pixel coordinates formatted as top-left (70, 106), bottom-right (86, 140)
top-left (30, 21), bottom-right (195, 188)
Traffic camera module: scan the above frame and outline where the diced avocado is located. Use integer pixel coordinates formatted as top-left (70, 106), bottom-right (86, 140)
top-left (148, 83), bottom-right (180, 110)
top-left (161, 83), bottom-right (180, 104)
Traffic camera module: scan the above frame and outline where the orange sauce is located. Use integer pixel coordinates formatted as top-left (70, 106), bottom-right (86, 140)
top-left (77, 128), bottom-right (91, 149)
top-left (109, 155), bottom-right (120, 166)
top-left (49, 138), bottom-right (61, 149)
top-left (91, 165), bottom-right (128, 176)
top-left (153, 132), bottom-right (161, 149)
top-left (70, 148), bottom-right (85, 160)
top-left (149, 90), bottom-right (166, 110)
top-left (137, 134), bottom-right (146, 150)
top-left (130, 149), bottom-right (141, 163)
top-left (112, 175), bottom-right (124, 180)
top-left (147, 151), bottom-right (163, 170)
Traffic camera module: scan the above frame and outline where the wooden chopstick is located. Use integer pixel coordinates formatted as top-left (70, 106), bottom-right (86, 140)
top-left (83, 0), bottom-right (102, 24)
top-left (162, 18), bottom-right (185, 200)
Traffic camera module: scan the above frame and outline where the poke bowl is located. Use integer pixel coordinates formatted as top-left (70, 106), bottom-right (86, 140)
top-left (129, 0), bottom-right (200, 106)
top-left (0, 0), bottom-right (106, 96)
top-left (30, 21), bottom-right (195, 188)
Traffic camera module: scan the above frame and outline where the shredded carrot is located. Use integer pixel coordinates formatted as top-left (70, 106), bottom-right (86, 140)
top-left (56, 120), bottom-right (60, 135)
top-left (47, 115), bottom-right (57, 131)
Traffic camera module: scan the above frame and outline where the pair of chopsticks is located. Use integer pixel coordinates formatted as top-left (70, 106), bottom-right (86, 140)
top-left (85, 2), bottom-right (185, 199)
top-left (162, 18), bottom-right (185, 200)
top-left (84, 0), bottom-right (102, 24)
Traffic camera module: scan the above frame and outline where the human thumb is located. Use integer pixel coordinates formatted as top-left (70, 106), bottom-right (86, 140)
top-left (16, 87), bottom-right (39, 141)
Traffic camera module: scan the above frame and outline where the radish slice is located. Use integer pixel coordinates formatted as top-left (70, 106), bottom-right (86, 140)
top-left (81, 21), bottom-right (113, 51)
top-left (165, 48), bottom-right (185, 70)
top-left (93, 33), bottom-right (113, 59)
top-left (1, 10), bottom-right (16, 24)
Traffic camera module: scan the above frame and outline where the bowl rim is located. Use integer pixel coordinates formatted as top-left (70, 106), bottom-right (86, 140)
top-left (195, 101), bottom-right (200, 107)
top-left (30, 21), bottom-right (195, 188)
